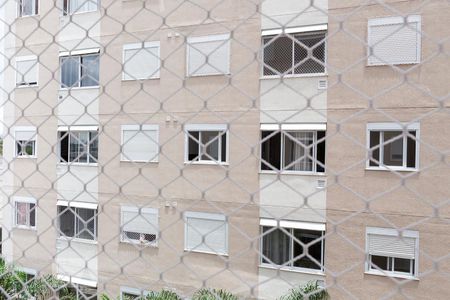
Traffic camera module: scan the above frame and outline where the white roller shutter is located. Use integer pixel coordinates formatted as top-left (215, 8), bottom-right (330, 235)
top-left (187, 34), bottom-right (230, 76)
top-left (368, 233), bottom-right (416, 259)
top-left (122, 125), bottom-right (159, 162)
top-left (121, 207), bottom-right (158, 236)
top-left (185, 212), bottom-right (228, 255)
top-left (15, 130), bottom-right (36, 141)
top-left (123, 42), bottom-right (160, 80)
top-left (368, 15), bottom-right (421, 65)
top-left (16, 57), bottom-right (38, 86)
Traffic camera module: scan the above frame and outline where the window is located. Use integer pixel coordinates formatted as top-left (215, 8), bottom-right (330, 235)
top-left (15, 56), bottom-right (38, 87)
top-left (18, 0), bottom-right (38, 17)
top-left (14, 126), bottom-right (37, 157)
top-left (123, 42), bottom-right (160, 80)
top-left (121, 125), bottom-right (159, 162)
top-left (57, 201), bottom-right (98, 241)
top-left (367, 123), bottom-right (419, 170)
top-left (14, 197), bottom-right (36, 229)
top-left (260, 219), bottom-right (325, 272)
top-left (58, 126), bottom-right (99, 164)
top-left (185, 124), bottom-right (228, 164)
top-left (184, 212), bottom-right (228, 255)
top-left (120, 287), bottom-right (149, 300)
top-left (262, 27), bottom-right (326, 76)
top-left (261, 124), bottom-right (326, 173)
top-left (63, 0), bottom-right (99, 15)
top-left (60, 50), bottom-right (99, 88)
top-left (64, 283), bottom-right (97, 300)
top-left (366, 227), bottom-right (418, 278)
top-left (120, 206), bottom-right (158, 246)
top-left (368, 15), bottom-right (421, 65)
top-left (187, 34), bottom-right (230, 76)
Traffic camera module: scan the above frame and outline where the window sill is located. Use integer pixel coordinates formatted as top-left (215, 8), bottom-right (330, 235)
top-left (120, 240), bottom-right (158, 247)
top-left (57, 237), bottom-right (98, 245)
top-left (61, 10), bottom-right (99, 17)
top-left (259, 264), bottom-right (325, 276)
top-left (57, 162), bottom-right (98, 167)
top-left (15, 84), bottom-right (39, 89)
top-left (122, 77), bottom-right (160, 82)
top-left (14, 156), bottom-right (37, 160)
top-left (365, 166), bottom-right (418, 172)
top-left (364, 270), bottom-right (418, 281)
top-left (184, 161), bottom-right (229, 166)
top-left (187, 72), bottom-right (230, 78)
top-left (184, 249), bottom-right (229, 257)
top-left (59, 86), bottom-right (100, 91)
top-left (13, 226), bottom-right (37, 231)
top-left (260, 73), bottom-right (327, 80)
top-left (17, 15), bottom-right (40, 19)
top-left (366, 62), bottom-right (420, 67)
top-left (120, 159), bottom-right (159, 164)
top-left (259, 170), bottom-right (326, 176)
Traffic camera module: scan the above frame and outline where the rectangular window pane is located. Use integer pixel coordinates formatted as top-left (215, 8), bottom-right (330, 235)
top-left (294, 32), bottom-right (326, 74)
top-left (29, 203), bottom-right (36, 227)
top-left (80, 55), bottom-right (99, 87)
top-left (407, 131), bottom-right (416, 168)
top-left (89, 131), bottom-right (99, 162)
top-left (283, 131), bottom-right (314, 171)
top-left (316, 131), bottom-right (326, 173)
top-left (261, 131), bottom-right (281, 171)
top-left (369, 131), bottom-right (380, 167)
top-left (70, 132), bottom-right (88, 163)
top-left (293, 229), bottom-right (323, 270)
top-left (262, 226), bottom-right (291, 266)
top-left (370, 255), bottom-right (389, 271)
top-left (201, 131), bottom-right (220, 161)
top-left (393, 257), bottom-right (412, 274)
top-left (59, 132), bottom-right (69, 162)
top-left (76, 208), bottom-right (96, 240)
top-left (58, 207), bottom-right (75, 237)
top-left (60, 57), bottom-right (80, 88)
top-left (16, 202), bottom-right (28, 226)
top-left (20, 0), bottom-right (37, 16)
top-left (188, 131), bottom-right (200, 161)
top-left (263, 36), bottom-right (293, 76)
top-left (383, 131), bottom-right (403, 167)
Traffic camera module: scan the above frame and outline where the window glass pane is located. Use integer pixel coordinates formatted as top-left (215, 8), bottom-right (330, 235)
top-left (188, 131), bottom-right (199, 161)
top-left (407, 131), bottom-right (416, 168)
top-left (61, 56), bottom-right (80, 88)
top-left (76, 208), bottom-right (96, 240)
top-left (81, 55), bottom-right (99, 87)
top-left (370, 255), bottom-right (389, 271)
top-left (261, 131), bottom-right (281, 171)
top-left (261, 226), bottom-right (291, 266)
top-left (201, 131), bottom-right (220, 161)
top-left (393, 257), bottom-right (412, 274)
top-left (316, 131), bottom-right (326, 173)
top-left (293, 229), bottom-right (323, 270)
top-left (29, 203), bottom-right (36, 227)
top-left (369, 131), bottom-right (380, 167)
top-left (263, 36), bottom-right (293, 76)
top-left (294, 32), bottom-right (326, 74)
top-left (89, 131), bottom-right (99, 162)
top-left (70, 132), bottom-right (88, 163)
top-left (20, 0), bottom-right (36, 16)
top-left (59, 132), bottom-right (69, 162)
top-left (16, 202), bottom-right (28, 226)
top-left (58, 207), bottom-right (75, 237)
top-left (383, 131), bottom-right (403, 167)
top-left (16, 59), bottom-right (37, 85)
top-left (283, 131), bottom-right (314, 171)
top-left (221, 133), bottom-right (227, 162)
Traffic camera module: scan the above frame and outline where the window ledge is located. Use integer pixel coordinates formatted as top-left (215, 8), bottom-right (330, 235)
top-left (13, 226), bottom-right (37, 231)
top-left (57, 162), bottom-right (99, 167)
top-left (57, 237), bottom-right (97, 245)
top-left (120, 159), bottom-right (159, 164)
top-left (187, 73), bottom-right (231, 78)
top-left (15, 85), bottom-right (39, 89)
top-left (260, 73), bottom-right (327, 80)
top-left (259, 170), bottom-right (326, 176)
top-left (61, 10), bottom-right (99, 17)
top-left (14, 156), bottom-right (37, 160)
top-left (364, 270), bottom-right (418, 281)
top-left (365, 166), bottom-right (418, 172)
top-left (17, 15), bottom-right (40, 19)
top-left (259, 264), bottom-right (325, 276)
top-left (184, 249), bottom-right (229, 257)
top-left (121, 77), bottom-right (160, 82)
top-left (59, 86), bottom-right (100, 92)
top-left (120, 240), bottom-right (158, 247)
top-left (184, 161), bottom-right (229, 166)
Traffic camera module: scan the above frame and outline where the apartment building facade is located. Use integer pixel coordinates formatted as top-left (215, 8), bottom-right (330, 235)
top-left (1, 0), bottom-right (450, 299)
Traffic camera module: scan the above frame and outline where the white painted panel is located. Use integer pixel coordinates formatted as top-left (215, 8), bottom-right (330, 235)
top-left (56, 239), bottom-right (97, 282)
top-left (56, 165), bottom-right (99, 203)
top-left (57, 89), bottom-right (99, 125)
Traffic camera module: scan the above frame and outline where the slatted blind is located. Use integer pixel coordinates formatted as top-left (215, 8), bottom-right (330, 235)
top-left (185, 213), bottom-right (227, 254)
top-left (16, 58), bottom-right (38, 85)
top-left (368, 16), bottom-right (421, 65)
top-left (368, 233), bottom-right (416, 259)
top-left (123, 43), bottom-right (160, 80)
top-left (187, 34), bottom-right (230, 76)
top-left (121, 207), bottom-right (158, 236)
top-left (122, 127), bottom-right (158, 162)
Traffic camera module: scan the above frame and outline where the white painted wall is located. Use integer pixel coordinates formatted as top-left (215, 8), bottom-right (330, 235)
top-left (261, 0), bottom-right (328, 30)
top-left (56, 239), bottom-right (98, 282)
top-left (57, 89), bottom-right (100, 125)
top-left (56, 165), bottom-right (99, 203)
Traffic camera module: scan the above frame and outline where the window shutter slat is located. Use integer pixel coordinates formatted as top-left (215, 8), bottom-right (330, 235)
top-left (186, 217), bottom-right (227, 254)
top-left (188, 38), bottom-right (230, 76)
top-left (15, 130), bottom-right (36, 141)
top-left (123, 46), bottom-right (160, 80)
top-left (368, 234), bottom-right (416, 259)
top-left (122, 210), bottom-right (158, 236)
top-left (123, 130), bottom-right (158, 162)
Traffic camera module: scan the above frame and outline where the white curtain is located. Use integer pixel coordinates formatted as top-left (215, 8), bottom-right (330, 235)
top-left (284, 131), bottom-right (313, 171)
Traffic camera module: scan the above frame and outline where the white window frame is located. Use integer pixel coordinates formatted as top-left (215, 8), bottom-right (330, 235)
top-left (365, 227), bottom-right (419, 279)
top-left (184, 124), bottom-right (229, 165)
top-left (122, 42), bottom-right (161, 80)
top-left (57, 126), bottom-right (99, 165)
top-left (120, 206), bottom-right (159, 247)
top-left (17, 0), bottom-right (39, 17)
top-left (13, 196), bottom-right (37, 230)
top-left (14, 126), bottom-right (37, 158)
top-left (260, 123), bottom-right (326, 174)
top-left (366, 123), bottom-right (420, 171)
top-left (15, 55), bottom-right (38, 87)
top-left (120, 125), bottom-right (159, 163)
top-left (367, 15), bottom-right (422, 66)
top-left (57, 201), bottom-right (98, 242)
top-left (184, 211), bottom-right (228, 256)
top-left (62, 0), bottom-right (100, 16)
top-left (59, 49), bottom-right (100, 89)
top-left (259, 219), bottom-right (326, 274)
top-left (186, 33), bottom-right (231, 77)
top-left (120, 287), bottom-right (150, 300)
top-left (261, 25), bottom-right (328, 78)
